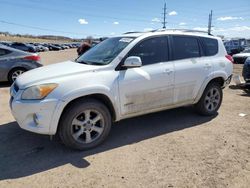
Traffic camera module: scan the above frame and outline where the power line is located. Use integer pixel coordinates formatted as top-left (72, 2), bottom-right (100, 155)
top-left (0, 20), bottom-right (103, 37)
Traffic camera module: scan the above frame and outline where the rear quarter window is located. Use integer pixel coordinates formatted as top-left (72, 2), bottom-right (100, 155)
top-left (202, 37), bottom-right (218, 56)
top-left (0, 48), bottom-right (11, 56)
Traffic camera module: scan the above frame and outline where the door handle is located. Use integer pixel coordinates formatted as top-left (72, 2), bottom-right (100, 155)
top-left (204, 64), bottom-right (212, 69)
top-left (163, 69), bottom-right (173, 74)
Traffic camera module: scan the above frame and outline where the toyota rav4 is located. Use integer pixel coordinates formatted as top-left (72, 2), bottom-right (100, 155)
top-left (10, 30), bottom-right (233, 150)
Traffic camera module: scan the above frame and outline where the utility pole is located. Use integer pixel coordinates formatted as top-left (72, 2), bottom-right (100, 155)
top-left (208, 10), bottom-right (213, 35)
top-left (162, 2), bottom-right (167, 29)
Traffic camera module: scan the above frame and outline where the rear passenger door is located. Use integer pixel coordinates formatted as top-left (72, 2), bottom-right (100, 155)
top-left (170, 35), bottom-right (213, 104)
top-left (118, 36), bottom-right (174, 116)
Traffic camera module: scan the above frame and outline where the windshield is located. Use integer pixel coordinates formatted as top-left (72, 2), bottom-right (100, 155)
top-left (76, 37), bottom-right (134, 65)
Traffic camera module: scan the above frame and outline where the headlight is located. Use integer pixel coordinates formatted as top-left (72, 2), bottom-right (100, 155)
top-left (21, 83), bottom-right (58, 100)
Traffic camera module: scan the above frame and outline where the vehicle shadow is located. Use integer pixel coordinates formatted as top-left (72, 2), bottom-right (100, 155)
top-left (240, 90), bottom-right (250, 97)
top-left (0, 82), bottom-right (11, 88)
top-left (0, 107), bottom-right (216, 180)
top-left (229, 85), bottom-right (250, 97)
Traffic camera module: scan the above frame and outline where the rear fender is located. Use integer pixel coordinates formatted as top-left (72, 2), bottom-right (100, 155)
top-left (194, 71), bottom-right (227, 103)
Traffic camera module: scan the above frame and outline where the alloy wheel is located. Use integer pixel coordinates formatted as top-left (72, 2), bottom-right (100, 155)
top-left (71, 109), bottom-right (104, 144)
top-left (204, 87), bottom-right (220, 112)
top-left (11, 70), bottom-right (24, 82)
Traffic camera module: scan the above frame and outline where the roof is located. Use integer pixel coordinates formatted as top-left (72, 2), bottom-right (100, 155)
top-left (0, 44), bottom-right (31, 54)
top-left (121, 29), bottom-right (218, 39)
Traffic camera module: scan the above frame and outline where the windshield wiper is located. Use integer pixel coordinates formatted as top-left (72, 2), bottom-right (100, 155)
top-left (76, 60), bottom-right (90, 65)
top-left (77, 60), bottom-right (104, 66)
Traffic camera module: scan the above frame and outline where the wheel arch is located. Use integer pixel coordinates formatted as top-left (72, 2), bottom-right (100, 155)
top-left (54, 93), bottom-right (117, 135)
top-left (62, 94), bottom-right (117, 120)
top-left (194, 75), bottom-right (225, 104)
top-left (8, 66), bottom-right (27, 74)
top-left (8, 66), bottom-right (28, 82)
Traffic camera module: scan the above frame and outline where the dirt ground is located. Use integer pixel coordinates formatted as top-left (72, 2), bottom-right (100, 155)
top-left (0, 49), bottom-right (249, 188)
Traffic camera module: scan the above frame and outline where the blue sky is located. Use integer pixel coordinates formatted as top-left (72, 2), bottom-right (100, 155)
top-left (0, 0), bottom-right (249, 39)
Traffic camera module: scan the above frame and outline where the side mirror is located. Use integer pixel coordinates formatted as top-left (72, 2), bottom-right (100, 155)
top-left (123, 56), bottom-right (142, 68)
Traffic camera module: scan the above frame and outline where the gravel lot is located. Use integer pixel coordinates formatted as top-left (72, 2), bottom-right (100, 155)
top-left (0, 49), bottom-right (250, 188)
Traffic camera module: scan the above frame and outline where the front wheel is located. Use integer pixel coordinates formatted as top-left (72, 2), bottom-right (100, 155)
top-left (59, 99), bottom-right (112, 150)
top-left (195, 82), bottom-right (223, 116)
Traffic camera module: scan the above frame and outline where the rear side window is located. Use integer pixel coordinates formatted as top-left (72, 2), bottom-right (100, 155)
top-left (0, 48), bottom-right (11, 56)
top-left (172, 36), bottom-right (200, 60)
top-left (202, 37), bottom-right (218, 56)
top-left (128, 36), bottom-right (168, 66)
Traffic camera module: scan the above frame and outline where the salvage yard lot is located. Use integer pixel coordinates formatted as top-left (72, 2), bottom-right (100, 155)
top-left (0, 49), bottom-right (250, 187)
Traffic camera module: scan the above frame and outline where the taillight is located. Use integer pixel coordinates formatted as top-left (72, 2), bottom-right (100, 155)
top-left (24, 55), bottom-right (40, 61)
top-left (225, 55), bottom-right (234, 63)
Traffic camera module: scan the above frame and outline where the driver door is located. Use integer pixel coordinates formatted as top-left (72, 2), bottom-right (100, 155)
top-left (118, 36), bottom-right (174, 116)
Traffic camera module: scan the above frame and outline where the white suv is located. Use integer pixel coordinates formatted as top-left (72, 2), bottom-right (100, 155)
top-left (10, 30), bottom-right (233, 150)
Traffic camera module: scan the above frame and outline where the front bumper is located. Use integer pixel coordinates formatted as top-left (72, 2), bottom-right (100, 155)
top-left (9, 85), bottom-right (59, 135)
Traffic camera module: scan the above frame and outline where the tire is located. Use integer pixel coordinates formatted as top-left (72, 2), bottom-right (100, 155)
top-left (59, 98), bottom-right (112, 150)
top-left (194, 82), bottom-right (223, 116)
top-left (8, 68), bottom-right (27, 84)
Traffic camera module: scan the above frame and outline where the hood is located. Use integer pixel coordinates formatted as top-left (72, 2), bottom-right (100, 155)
top-left (16, 61), bottom-right (102, 89)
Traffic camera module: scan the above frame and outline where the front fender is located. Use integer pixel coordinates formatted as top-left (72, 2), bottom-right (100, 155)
top-left (49, 85), bottom-right (119, 134)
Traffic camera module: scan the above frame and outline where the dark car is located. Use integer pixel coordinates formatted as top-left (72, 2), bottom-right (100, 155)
top-left (33, 43), bottom-right (49, 52)
top-left (0, 44), bottom-right (42, 83)
top-left (52, 44), bottom-right (63, 50)
top-left (42, 43), bottom-right (61, 51)
top-left (243, 57), bottom-right (250, 87)
top-left (233, 48), bottom-right (250, 64)
top-left (0, 41), bottom-right (12, 46)
top-left (10, 42), bottom-right (36, 53)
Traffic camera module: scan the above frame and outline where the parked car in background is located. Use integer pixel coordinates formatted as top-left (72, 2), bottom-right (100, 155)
top-left (10, 42), bottom-right (36, 53)
top-left (233, 48), bottom-right (250, 64)
top-left (52, 44), bottom-right (63, 50)
top-left (0, 44), bottom-right (42, 83)
top-left (224, 38), bottom-right (247, 55)
top-left (0, 41), bottom-right (12, 46)
top-left (242, 57), bottom-right (250, 87)
top-left (43, 43), bottom-right (61, 51)
top-left (10, 30), bottom-right (233, 150)
top-left (31, 43), bottom-right (49, 52)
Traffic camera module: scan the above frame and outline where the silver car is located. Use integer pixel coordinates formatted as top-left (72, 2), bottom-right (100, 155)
top-left (0, 44), bottom-right (42, 83)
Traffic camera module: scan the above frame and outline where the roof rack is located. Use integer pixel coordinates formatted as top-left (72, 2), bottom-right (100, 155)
top-left (123, 29), bottom-right (213, 36)
top-left (123, 31), bottom-right (145, 34)
top-left (151, 28), bottom-right (213, 35)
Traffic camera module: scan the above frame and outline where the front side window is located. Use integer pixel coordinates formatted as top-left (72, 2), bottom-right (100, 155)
top-left (127, 36), bottom-right (168, 66)
top-left (77, 37), bottom-right (135, 65)
top-left (172, 36), bottom-right (200, 60)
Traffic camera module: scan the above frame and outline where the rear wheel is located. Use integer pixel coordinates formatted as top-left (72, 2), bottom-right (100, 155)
top-left (195, 82), bottom-right (223, 116)
top-left (59, 98), bottom-right (112, 150)
top-left (8, 68), bottom-right (27, 84)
